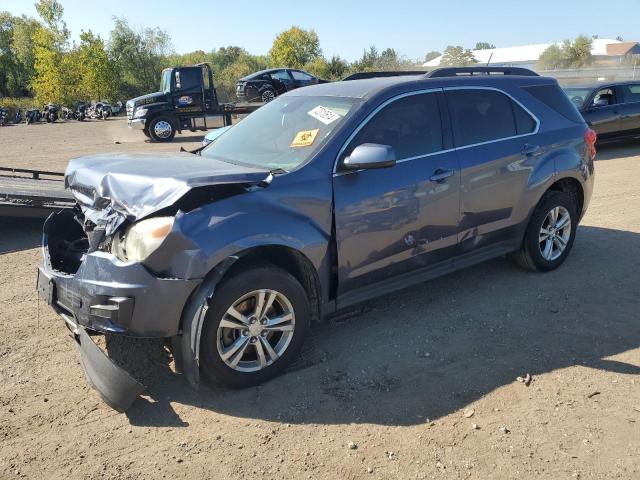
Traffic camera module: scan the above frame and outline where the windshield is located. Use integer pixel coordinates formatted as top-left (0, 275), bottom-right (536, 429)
top-left (160, 69), bottom-right (172, 93)
top-left (201, 95), bottom-right (360, 171)
top-left (563, 88), bottom-right (592, 108)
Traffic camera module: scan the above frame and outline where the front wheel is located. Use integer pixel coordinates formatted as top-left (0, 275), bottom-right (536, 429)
top-left (148, 116), bottom-right (176, 142)
top-left (199, 265), bottom-right (310, 388)
top-left (511, 191), bottom-right (577, 272)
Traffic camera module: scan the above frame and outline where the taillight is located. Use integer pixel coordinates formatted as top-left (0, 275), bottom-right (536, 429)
top-left (584, 128), bottom-right (597, 160)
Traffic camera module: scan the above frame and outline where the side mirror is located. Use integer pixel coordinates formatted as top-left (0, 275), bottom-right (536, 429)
top-left (343, 143), bottom-right (396, 170)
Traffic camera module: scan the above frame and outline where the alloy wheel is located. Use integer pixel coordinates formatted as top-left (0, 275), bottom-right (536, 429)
top-left (539, 206), bottom-right (572, 261)
top-left (216, 289), bottom-right (295, 372)
top-left (261, 90), bottom-right (275, 102)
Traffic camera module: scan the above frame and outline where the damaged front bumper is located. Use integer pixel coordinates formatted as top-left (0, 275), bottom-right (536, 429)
top-left (37, 210), bottom-right (201, 411)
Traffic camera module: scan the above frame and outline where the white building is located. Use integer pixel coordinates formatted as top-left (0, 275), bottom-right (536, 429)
top-left (423, 38), bottom-right (628, 69)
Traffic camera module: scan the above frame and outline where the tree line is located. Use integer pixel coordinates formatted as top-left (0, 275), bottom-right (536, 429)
top-left (0, 1), bottom-right (420, 106)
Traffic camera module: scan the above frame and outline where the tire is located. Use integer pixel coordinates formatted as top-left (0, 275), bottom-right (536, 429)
top-left (142, 128), bottom-right (151, 138)
top-left (199, 264), bottom-right (310, 388)
top-left (260, 87), bottom-right (276, 103)
top-left (148, 116), bottom-right (176, 142)
top-left (511, 191), bottom-right (577, 272)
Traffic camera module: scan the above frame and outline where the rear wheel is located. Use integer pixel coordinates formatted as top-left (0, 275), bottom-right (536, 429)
top-left (148, 116), bottom-right (176, 142)
top-left (260, 87), bottom-right (276, 103)
top-left (200, 265), bottom-right (310, 388)
top-left (511, 191), bottom-right (577, 272)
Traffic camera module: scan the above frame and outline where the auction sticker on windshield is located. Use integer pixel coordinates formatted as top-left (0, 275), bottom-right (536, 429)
top-left (290, 129), bottom-right (320, 147)
top-left (308, 105), bottom-right (341, 125)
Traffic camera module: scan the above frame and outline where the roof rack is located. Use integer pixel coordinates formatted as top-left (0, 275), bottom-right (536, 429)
top-left (426, 66), bottom-right (539, 78)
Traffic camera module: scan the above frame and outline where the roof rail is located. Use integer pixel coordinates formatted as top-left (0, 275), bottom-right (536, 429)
top-left (343, 71), bottom-right (425, 81)
top-left (426, 66), bottom-right (539, 78)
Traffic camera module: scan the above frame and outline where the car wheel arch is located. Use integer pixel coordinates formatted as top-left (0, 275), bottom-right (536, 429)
top-left (175, 244), bottom-right (323, 388)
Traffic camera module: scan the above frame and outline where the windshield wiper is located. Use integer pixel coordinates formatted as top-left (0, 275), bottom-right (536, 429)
top-left (269, 167), bottom-right (288, 175)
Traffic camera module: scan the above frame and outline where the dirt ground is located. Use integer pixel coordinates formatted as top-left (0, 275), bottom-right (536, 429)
top-left (0, 118), bottom-right (639, 480)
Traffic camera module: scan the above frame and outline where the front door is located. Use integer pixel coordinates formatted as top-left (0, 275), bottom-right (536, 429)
top-left (333, 90), bottom-right (461, 299)
top-left (173, 67), bottom-right (205, 114)
top-left (583, 87), bottom-right (623, 139)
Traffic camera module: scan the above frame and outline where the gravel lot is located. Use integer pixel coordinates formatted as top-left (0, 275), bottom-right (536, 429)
top-left (1, 118), bottom-right (639, 479)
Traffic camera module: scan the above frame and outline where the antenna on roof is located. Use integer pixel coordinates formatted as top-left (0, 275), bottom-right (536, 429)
top-left (486, 52), bottom-right (494, 66)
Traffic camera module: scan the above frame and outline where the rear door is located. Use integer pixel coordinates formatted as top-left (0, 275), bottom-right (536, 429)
top-left (583, 87), bottom-right (623, 139)
top-left (333, 90), bottom-right (461, 299)
top-left (445, 87), bottom-right (539, 251)
top-left (173, 67), bottom-right (205, 114)
top-left (616, 83), bottom-right (640, 137)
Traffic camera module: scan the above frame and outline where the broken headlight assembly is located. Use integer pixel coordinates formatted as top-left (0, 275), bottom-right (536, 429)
top-left (111, 216), bottom-right (174, 262)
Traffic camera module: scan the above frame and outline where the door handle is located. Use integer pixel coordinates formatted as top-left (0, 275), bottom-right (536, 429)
top-left (429, 168), bottom-right (455, 183)
top-left (521, 144), bottom-right (542, 156)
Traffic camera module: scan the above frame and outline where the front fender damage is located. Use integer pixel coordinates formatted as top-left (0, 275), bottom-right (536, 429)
top-left (173, 257), bottom-right (238, 388)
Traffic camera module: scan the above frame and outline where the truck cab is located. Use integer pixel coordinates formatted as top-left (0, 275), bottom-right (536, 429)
top-left (127, 63), bottom-right (258, 142)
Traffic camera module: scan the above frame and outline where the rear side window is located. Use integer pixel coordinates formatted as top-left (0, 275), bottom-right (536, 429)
top-left (346, 92), bottom-right (443, 160)
top-left (292, 70), bottom-right (313, 81)
top-left (621, 84), bottom-right (640, 104)
top-left (447, 89), bottom-right (532, 147)
top-left (523, 84), bottom-right (584, 123)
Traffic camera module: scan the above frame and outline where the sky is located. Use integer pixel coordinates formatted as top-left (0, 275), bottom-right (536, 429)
top-left (2, 0), bottom-right (638, 61)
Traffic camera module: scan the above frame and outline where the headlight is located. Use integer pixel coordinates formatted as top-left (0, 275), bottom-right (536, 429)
top-left (112, 216), bottom-right (174, 262)
top-left (133, 108), bottom-right (147, 118)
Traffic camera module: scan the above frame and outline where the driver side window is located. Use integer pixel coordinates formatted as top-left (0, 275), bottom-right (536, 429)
top-left (592, 88), bottom-right (616, 107)
top-left (343, 92), bottom-right (444, 162)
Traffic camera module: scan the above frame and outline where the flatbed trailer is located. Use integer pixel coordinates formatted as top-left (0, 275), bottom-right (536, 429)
top-left (0, 167), bottom-right (74, 218)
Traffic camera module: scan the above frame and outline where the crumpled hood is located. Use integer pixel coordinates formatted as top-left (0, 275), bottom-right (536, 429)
top-left (65, 152), bottom-right (270, 233)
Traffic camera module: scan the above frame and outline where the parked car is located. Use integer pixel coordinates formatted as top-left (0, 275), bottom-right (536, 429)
top-left (563, 82), bottom-right (640, 142)
top-left (236, 68), bottom-right (326, 103)
top-left (38, 67), bottom-right (595, 411)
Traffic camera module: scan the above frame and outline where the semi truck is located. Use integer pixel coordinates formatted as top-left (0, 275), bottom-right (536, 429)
top-left (126, 63), bottom-right (261, 142)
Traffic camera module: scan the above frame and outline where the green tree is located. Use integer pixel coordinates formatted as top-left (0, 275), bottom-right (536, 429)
top-left (77, 30), bottom-right (118, 100)
top-left (31, 25), bottom-right (65, 103)
top-left (269, 26), bottom-right (321, 68)
top-left (424, 50), bottom-right (440, 63)
top-left (0, 12), bottom-right (18, 96)
top-left (538, 36), bottom-right (593, 70)
top-left (34, 0), bottom-right (69, 49)
top-left (474, 42), bottom-right (496, 50)
top-left (562, 35), bottom-right (593, 68)
top-left (11, 15), bottom-right (41, 94)
top-left (326, 55), bottom-right (349, 79)
top-left (439, 45), bottom-right (476, 66)
top-left (537, 44), bottom-right (564, 70)
top-left (108, 17), bottom-right (172, 98)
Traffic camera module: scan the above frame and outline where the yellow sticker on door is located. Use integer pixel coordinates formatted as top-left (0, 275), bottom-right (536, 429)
top-left (290, 129), bottom-right (319, 147)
